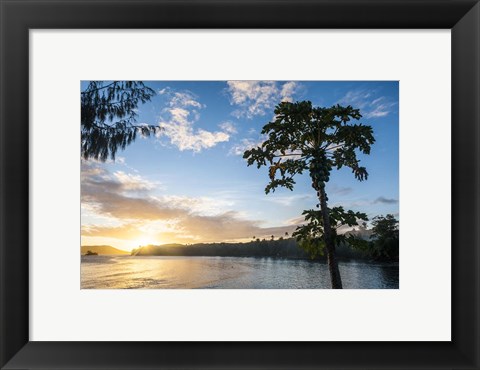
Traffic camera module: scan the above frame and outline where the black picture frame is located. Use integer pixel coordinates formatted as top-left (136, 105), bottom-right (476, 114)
top-left (1, 0), bottom-right (479, 369)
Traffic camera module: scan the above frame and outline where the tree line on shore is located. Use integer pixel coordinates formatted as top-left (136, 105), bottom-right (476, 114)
top-left (131, 214), bottom-right (398, 262)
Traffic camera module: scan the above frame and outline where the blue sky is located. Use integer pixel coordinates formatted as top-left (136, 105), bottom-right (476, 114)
top-left (81, 81), bottom-right (399, 251)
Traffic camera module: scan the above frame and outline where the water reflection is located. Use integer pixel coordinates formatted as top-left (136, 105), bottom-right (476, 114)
top-left (81, 256), bottom-right (399, 289)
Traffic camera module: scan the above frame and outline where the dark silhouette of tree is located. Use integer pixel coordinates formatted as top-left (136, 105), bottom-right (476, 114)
top-left (81, 81), bottom-right (161, 161)
top-left (130, 237), bottom-right (371, 260)
top-left (293, 206), bottom-right (368, 259)
top-left (271, 235), bottom-right (275, 240)
top-left (285, 232), bottom-right (289, 237)
top-left (370, 214), bottom-right (399, 260)
top-left (244, 101), bottom-right (374, 288)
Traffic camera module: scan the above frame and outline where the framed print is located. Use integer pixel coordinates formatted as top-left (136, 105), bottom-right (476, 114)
top-left (1, 0), bottom-right (479, 369)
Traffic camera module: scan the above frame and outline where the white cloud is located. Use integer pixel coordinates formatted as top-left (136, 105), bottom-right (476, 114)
top-left (285, 215), bottom-right (306, 226)
top-left (81, 162), bottom-right (158, 196)
top-left (367, 103), bottom-right (394, 118)
top-left (229, 137), bottom-right (265, 156)
top-left (81, 165), bottom-right (296, 243)
top-left (337, 88), bottom-right (397, 119)
top-left (219, 121), bottom-right (237, 134)
top-left (169, 91), bottom-right (204, 109)
top-left (280, 81), bottom-right (300, 102)
top-left (159, 195), bottom-right (235, 216)
top-left (157, 88), bottom-right (231, 152)
top-left (267, 194), bottom-right (313, 207)
top-left (226, 81), bottom-right (302, 119)
top-left (113, 171), bottom-right (155, 192)
top-left (371, 97), bottom-right (384, 105)
top-left (338, 89), bottom-right (371, 109)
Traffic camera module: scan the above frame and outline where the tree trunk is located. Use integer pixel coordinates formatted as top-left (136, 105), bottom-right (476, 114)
top-left (318, 185), bottom-right (343, 289)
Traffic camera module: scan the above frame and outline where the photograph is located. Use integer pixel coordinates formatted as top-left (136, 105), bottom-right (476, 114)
top-left (81, 80), bottom-right (399, 289)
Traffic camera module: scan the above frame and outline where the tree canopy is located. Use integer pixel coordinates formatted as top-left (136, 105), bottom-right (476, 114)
top-left (370, 214), bottom-right (399, 260)
top-left (244, 100), bottom-right (375, 194)
top-left (81, 81), bottom-right (161, 161)
top-left (292, 206), bottom-right (369, 259)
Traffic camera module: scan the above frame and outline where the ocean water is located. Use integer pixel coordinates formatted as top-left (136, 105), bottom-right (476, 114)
top-left (81, 255), bottom-right (399, 289)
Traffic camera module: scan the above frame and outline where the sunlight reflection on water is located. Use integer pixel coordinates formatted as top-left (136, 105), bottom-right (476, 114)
top-left (81, 256), bottom-right (399, 289)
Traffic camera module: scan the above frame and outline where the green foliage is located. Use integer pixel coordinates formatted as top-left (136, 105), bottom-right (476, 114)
top-left (291, 209), bottom-right (326, 259)
top-left (370, 214), bottom-right (399, 260)
top-left (81, 81), bottom-right (160, 161)
top-left (292, 207), bottom-right (368, 259)
top-left (243, 100), bottom-right (375, 194)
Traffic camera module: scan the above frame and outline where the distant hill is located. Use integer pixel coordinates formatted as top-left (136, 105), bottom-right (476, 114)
top-left (81, 245), bottom-right (129, 255)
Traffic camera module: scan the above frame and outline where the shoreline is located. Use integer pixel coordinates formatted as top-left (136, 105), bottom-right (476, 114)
top-left (82, 254), bottom-right (399, 264)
